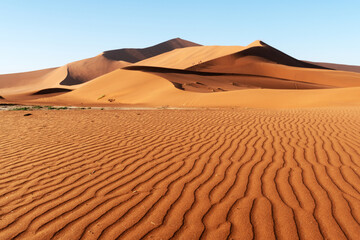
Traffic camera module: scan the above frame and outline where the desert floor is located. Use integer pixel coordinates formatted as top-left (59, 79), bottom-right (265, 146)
top-left (1, 107), bottom-right (360, 239)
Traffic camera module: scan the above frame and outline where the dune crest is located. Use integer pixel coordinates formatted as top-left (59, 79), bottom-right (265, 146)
top-left (103, 38), bottom-right (201, 62)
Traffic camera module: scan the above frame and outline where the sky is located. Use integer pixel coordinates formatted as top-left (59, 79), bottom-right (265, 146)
top-left (0, 0), bottom-right (359, 74)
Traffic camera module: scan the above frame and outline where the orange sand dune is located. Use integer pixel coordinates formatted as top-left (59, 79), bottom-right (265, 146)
top-left (0, 68), bottom-right (56, 89)
top-left (186, 41), bottom-right (360, 88)
top-left (1, 108), bottom-right (360, 239)
top-left (0, 66), bottom-right (76, 98)
top-left (65, 55), bottom-right (130, 85)
top-left (132, 45), bottom-right (245, 69)
top-left (0, 38), bottom-right (201, 99)
top-left (63, 38), bottom-right (200, 85)
top-left (306, 61), bottom-right (360, 73)
top-left (1, 39), bottom-right (359, 107)
top-left (125, 66), bottom-right (332, 91)
top-left (26, 68), bottom-right (360, 108)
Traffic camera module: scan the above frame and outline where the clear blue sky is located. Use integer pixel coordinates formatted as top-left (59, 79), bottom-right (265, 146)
top-left (0, 0), bottom-right (359, 74)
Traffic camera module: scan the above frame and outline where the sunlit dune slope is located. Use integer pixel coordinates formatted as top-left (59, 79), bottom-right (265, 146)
top-left (0, 66), bottom-right (76, 97)
top-left (132, 45), bottom-right (245, 69)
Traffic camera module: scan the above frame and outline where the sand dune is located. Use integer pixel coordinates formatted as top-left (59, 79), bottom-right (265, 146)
top-left (0, 66), bottom-right (76, 98)
top-left (132, 45), bottom-right (245, 69)
top-left (65, 55), bottom-right (130, 85)
top-left (63, 38), bottom-right (199, 85)
top-left (24, 68), bottom-right (359, 109)
top-left (1, 39), bottom-right (360, 105)
top-left (103, 38), bottom-right (201, 62)
top-left (125, 65), bottom-right (333, 91)
top-left (186, 41), bottom-right (360, 88)
top-left (0, 38), bottom-right (201, 99)
top-left (306, 61), bottom-right (360, 73)
top-left (1, 108), bottom-right (360, 239)
top-left (0, 68), bottom-right (57, 89)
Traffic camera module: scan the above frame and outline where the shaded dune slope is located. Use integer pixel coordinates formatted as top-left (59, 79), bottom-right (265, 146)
top-left (1, 108), bottom-right (360, 239)
top-left (103, 38), bottom-right (201, 62)
top-left (64, 55), bottom-right (130, 85)
top-left (32, 88), bottom-right (73, 95)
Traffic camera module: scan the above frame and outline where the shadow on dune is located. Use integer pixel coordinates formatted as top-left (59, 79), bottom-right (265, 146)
top-left (60, 72), bottom-right (83, 86)
top-left (187, 42), bottom-right (333, 72)
top-left (0, 96), bottom-right (4, 99)
top-left (103, 38), bottom-right (201, 62)
top-left (124, 65), bottom-right (332, 91)
top-left (124, 65), bottom-right (230, 76)
top-left (32, 88), bottom-right (72, 95)
top-left (234, 43), bottom-right (332, 69)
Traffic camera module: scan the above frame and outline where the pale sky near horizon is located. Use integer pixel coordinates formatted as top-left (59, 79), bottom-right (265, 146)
top-left (0, 0), bottom-right (359, 74)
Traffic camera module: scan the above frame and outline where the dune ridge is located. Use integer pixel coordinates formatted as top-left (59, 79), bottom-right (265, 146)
top-left (103, 38), bottom-right (201, 62)
top-left (1, 108), bottom-right (360, 239)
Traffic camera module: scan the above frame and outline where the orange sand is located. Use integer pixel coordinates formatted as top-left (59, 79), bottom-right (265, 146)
top-left (1, 108), bottom-right (360, 239)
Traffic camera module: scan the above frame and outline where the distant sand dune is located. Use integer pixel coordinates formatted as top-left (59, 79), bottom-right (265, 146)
top-left (306, 61), bottom-right (360, 73)
top-left (1, 108), bottom-right (359, 239)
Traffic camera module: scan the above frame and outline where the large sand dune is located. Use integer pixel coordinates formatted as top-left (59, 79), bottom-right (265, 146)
top-left (28, 68), bottom-right (358, 108)
top-left (0, 38), bottom-right (200, 98)
top-left (1, 108), bottom-right (360, 239)
top-left (2, 39), bottom-right (359, 107)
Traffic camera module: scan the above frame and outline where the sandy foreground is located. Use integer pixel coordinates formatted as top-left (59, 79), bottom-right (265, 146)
top-left (1, 108), bottom-right (360, 239)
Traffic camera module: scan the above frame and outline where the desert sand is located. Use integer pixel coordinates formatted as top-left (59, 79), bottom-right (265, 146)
top-left (1, 38), bottom-right (360, 239)
top-left (1, 108), bottom-right (360, 239)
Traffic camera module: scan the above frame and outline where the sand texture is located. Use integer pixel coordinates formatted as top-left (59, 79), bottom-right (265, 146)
top-left (1, 108), bottom-right (360, 239)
